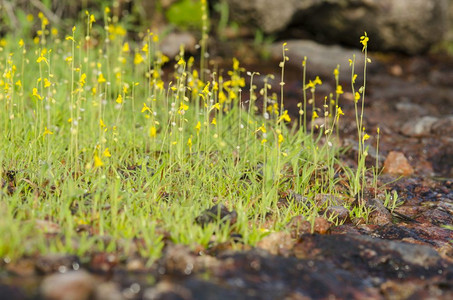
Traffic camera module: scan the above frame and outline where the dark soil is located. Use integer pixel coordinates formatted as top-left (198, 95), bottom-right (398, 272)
top-left (1, 49), bottom-right (453, 299)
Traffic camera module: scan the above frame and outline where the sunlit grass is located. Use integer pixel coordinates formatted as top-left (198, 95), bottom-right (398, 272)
top-left (0, 8), bottom-right (382, 264)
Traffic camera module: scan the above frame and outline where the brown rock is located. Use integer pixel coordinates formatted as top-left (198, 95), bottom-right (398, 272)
top-left (288, 216), bottom-right (332, 237)
top-left (256, 232), bottom-right (294, 256)
top-left (383, 151), bottom-right (414, 176)
top-left (324, 205), bottom-right (350, 223)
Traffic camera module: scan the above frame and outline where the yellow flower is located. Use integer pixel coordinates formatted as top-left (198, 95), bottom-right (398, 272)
top-left (363, 133), bottom-right (370, 142)
top-left (352, 74), bottom-right (357, 84)
top-left (103, 148), bottom-right (111, 157)
top-left (211, 117), bottom-right (217, 125)
top-left (32, 88), bottom-right (42, 100)
top-left (277, 110), bottom-right (291, 123)
top-left (360, 32), bottom-right (369, 52)
top-left (122, 42), bottom-right (130, 53)
top-left (314, 76), bottom-right (322, 86)
top-left (94, 154), bottom-right (104, 167)
top-left (312, 111), bottom-right (319, 120)
top-left (187, 135), bottom-right (193, 150)
top-left (99, 118), bottom-right (106, 128)
top-left (44, 78), bottom-right (51, 88)
top-left (116, 94), bottom-right (123, 104)
top-left (336, 106), bottom-right (344, 117)
top-left (195, 121), bottom-right (201, 134)
top-left (354, 92), bottom-right (361, 103)
top-left (134, 53), bottom-right (144, 65)
top-left (141, 103), bottom-right (151, 113)
top-left (97, 73), bottom-right (106, 83)
top-left (89, 14), bottom-right (96, 25)
top-left (15, 80), bottom-right (22, 88)
top-left (149, 126), bottom-right (157, 138)
top-left (278, 134), bottom-right (284, 146)
top-left (335, 85), bottom-right (344, 95)
top-left (179, 102), bottom-right (189, 114)
top-left (43, 127), bottom-right (53, 137)
top-left (256, 124), bottom-right (266, 133)
top-left (209, 103), bottom-right (220, 112)
top-left (76, 74), bottom-right (85, 87)
top-left (333, 67), bottom-right (339, 78)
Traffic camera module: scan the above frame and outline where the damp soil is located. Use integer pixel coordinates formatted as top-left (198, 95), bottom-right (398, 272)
top-left (1, 50), bottom-right (453, 299)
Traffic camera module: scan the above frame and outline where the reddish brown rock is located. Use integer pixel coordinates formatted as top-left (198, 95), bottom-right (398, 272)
top-left (383, 151), bottom-right (414, 176)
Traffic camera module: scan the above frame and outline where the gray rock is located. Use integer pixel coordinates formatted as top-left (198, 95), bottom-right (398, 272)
top-left (226, 0), bottom-right (300, 33)
top-left (401, 116), bottom-right (439, 137)
top-left (228, 0), bottom-right (448, 54)
top-left (161, 32), bottom-right (197, 58)
top-left (271, 40), bottom-right (364, 81)
top-left (40, 270), bottom-right (96, 300)
top-left (431, 115), bottom-right (453, 137)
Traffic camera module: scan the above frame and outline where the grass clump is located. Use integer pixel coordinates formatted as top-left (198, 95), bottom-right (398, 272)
top-left (0, 7), bottom-right (381, 264)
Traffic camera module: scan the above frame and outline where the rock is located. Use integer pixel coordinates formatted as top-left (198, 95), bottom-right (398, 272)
top-left (256, 232), bottom-right (294, 256)
top-left (228, 0), bottom-right (448, 54)
top-left (287, 216), bottom-right (332, 237)
top-left (400, 116), bottom-right (439, 137)
top-left (270, 40), bottom-right (364, 82)
top-left (35, 254), bottom-right (80, 274)
top-left (431, 115), bottom-right (453, 137)
top-left (226, 0), bottom-right (299, 33)
top-left (383, 151), bottom-right (414, 176)
top-left (314, 193), bottom-right (345, 207)
top-left (40, 270), bottom-right (96, 300)
top-left (365, 198), bottom-right (392, 225)
top-left (324, 205), bottom-right (350, 223)
top-left (160, 244), bottom-right (196, 276)
top-left (195, 204), bottom-right (237, 227)
top-left (143, 280), bottom-right (192, 300)
top-left (94, 282), bottom-right (124, 300)
top-left (160, 32), bottom-right (197, 58)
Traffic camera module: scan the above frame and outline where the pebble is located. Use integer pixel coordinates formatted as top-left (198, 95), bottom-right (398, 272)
top-left (287, 216), bottom-right (332, 238)
top-left (40, 270), bottom-right (96, 300)
top-left (383, 151), bottom-right (414, 176)
top-left (256, 232), bottom-right (294, 256)
top-left (94, 282), bottom-right (124, 300)
top-left (35, 254), bottom-right (80, 274)
top-left (400, 116), bottom-right (438, 137)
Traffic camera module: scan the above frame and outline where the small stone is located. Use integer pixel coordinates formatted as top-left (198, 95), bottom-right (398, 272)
top-left (94, 282), bottom-right (124, 300)
top-left (160, 32), bottom-right (197, 58)
top-left (256, 232), bottom-right (294, 256)
top-left (35, 254), bottom-right (80, 274)
top-left (195, 204), bottom-right (237, 227)
top-left (324, 206), bottom-right (350, 223)
top-left (365, 198), bottom-right (392, 225)
top-left (143, 280), bottom-right (192, 300)
top-left (314, 194), bottom-right (345, 206)
top-left (40, 270), bottom-right (96, 300)
top-left (161, 244), bottom-right (196, 276)
top-left (431, 115), bottom-right (453, 137)
top-left (288, 216), bottom-right (332, 237)
top-left (383, 151), bottom-right (414, 176)
top-left (400, 116), bottom-right (438, 137)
